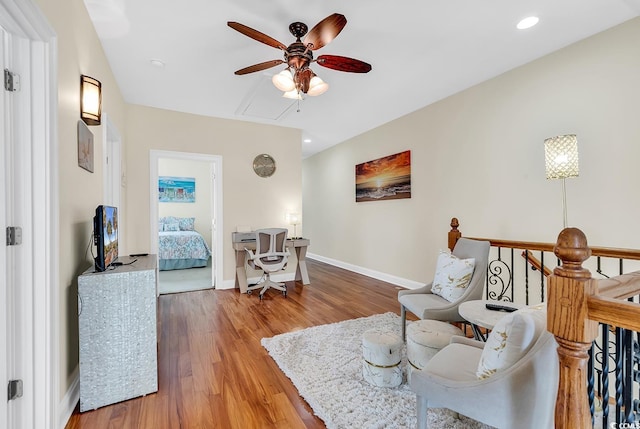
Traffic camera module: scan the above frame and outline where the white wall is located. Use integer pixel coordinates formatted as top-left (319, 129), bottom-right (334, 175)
top-left (34, 0), bottom-right (128, 406)
top-left (125, 104), bottom-right (303, 285)
top-left (158, 158), bottom-right (213, 247)
top-left (303, 18), bottom-right (640, 287)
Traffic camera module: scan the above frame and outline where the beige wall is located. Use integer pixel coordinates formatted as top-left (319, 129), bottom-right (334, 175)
top-left (158, 159), bottom-right (213, 247)
top-left (125, 104), bottom-right (302, 284)
top-left (303, 18), bottom-right (640, 286)
top-left (35, 0), bottom-right (128, 404)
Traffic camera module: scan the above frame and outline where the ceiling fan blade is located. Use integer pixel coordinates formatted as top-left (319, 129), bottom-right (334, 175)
top-left (234, 60), bottom-right (285, 75)
top-left (316, 55), bottom-right (372, 73)
top-left (227, 22), bottom-right (287, 51)
top-left (303, 13), bottom-right (347, 50)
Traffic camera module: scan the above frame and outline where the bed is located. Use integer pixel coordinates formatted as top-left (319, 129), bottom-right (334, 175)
top-left (158, 216), bottom-right (212, 271)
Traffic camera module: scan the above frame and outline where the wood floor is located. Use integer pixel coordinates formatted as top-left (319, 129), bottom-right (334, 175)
top-left (64, 259), bottom-right (416, 429)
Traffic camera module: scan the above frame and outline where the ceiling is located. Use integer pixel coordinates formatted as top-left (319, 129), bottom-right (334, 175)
top-left (84, 0), bottom-right (640, 158)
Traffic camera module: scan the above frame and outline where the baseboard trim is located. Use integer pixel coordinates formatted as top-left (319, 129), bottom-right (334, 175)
top-left (218, 256), bottom-right (424, 291)
top-left (306, 253), bottom-right (424, 290)
top-left (58, 366), bottom-right (79, 429)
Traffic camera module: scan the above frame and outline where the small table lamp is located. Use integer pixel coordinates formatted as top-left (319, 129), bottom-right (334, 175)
top-left (544, 134), bottom-right (580, 228)
top-left (286, 212), bottom-right (300, 239)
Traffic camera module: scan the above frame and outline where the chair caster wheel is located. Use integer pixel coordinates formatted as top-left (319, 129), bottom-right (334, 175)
top-left (259, 294), bottom-right (264, 300)
top-left (282, 291), bottom-right (287, 297)
top-left (247, 290), bottom-right (252, 295)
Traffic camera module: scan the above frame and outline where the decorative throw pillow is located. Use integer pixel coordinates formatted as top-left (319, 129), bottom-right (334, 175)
top-left (476, 305), bottom-right (547, 379)
top-left (430, 250), bottom-right (475, 302)
top-left (164, 222), bottom-right (180, 232)
top-left (159, 216), bottom-right (177, 226)
top-left (178, 217), bottom-right (195, 231)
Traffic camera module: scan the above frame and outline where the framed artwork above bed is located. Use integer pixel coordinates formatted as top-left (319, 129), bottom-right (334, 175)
top-left (159, 176), bottom-right (196, 203)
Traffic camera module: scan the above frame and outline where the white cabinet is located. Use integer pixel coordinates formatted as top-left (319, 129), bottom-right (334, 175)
top-left (77, 255), bottom-right (158, 411)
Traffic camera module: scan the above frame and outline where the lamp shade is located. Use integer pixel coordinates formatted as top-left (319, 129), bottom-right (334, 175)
top-left (286, 212), bottom-right (300, 225)
top-left (282, 89), bottom-right (303, 100)
top-left (307, 76), bottom-right (329, 96)
top-left (544, 134), bottom-right (579, 179)
top-left (272, 70), bottom-right (295, 92)
top-left (80, 75), bottom-right (102, 126)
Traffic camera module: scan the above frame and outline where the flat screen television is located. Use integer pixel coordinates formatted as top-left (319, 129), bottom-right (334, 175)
top-left (94, 205), bottom-right (118, 272)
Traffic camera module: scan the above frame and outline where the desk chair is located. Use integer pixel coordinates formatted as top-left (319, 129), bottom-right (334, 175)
top-left (245, 228), bottom-right (290, 299)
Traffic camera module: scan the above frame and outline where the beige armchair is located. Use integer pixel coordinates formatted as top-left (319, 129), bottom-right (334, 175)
top-left (398, 238), bottom-right (490, 340)
top-left (410, 331), bottom-right (558, 428)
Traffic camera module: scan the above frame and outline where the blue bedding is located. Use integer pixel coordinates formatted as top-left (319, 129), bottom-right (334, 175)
top-left (158, 230), bottom-right (211, 271)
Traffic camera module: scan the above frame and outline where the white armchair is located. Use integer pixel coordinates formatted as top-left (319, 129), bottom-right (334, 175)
top-left (410, 323), bottom-right (558, 428)
top-left (398, 238), bottom-right (490, 341)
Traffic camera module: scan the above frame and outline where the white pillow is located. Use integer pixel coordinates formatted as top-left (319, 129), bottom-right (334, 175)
top-left (430, 250), bottom-right (475, 302)
top-left (476, 305), bottom-right (547, 379)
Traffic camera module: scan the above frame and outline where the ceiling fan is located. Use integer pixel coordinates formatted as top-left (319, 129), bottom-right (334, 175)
top-left (227, 13), bottom-right (372, 99)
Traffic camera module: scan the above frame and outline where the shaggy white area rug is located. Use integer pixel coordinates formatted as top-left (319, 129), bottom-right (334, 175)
top-left (261, 312), bottom-right (495, 429)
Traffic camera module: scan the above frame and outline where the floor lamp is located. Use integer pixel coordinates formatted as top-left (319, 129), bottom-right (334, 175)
top-left (544, 134), bottom-right (580, 228)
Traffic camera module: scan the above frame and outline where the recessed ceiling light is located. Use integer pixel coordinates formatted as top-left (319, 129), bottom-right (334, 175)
top-left (303, 139), bottom-right (311, 143)
top-left (517, 16), bottom-right (539, 30)
top-left (150, 59), bottom-right (165, 68)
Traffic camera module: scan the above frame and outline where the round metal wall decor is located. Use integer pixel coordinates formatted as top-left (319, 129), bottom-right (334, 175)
top-left (253, 154), bottom-right (276, 178)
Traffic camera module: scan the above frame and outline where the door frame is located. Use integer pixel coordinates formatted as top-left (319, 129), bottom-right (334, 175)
top-left (149, 150), bottom-right (223, 289)
top-left (0, 0), bottom-right (58, 428)
top-left (102, 113), bottom-right (122, 208)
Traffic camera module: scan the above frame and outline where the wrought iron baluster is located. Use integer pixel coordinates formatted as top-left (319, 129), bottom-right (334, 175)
top-left (624, 328), bottom-right (634, 422)
top-left (487, 247), bottom-right (513, 302)
top-left (635, 331), bottom-right (640, 421)
top-left (589, 343), bottom-right (595, 428)
top-left (510, 248), bottom-right (514, 302)
top-left (603, 325), bottom-right (611, 427)
top-left (540, 251), bottom-right (545, 303)
top-left (524, 249), bottom-right (529, 305)
top-left (616, 327), bottom-right (624, 423)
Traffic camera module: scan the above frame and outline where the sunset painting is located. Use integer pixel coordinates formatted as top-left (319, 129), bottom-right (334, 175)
top-left (355, 150), bottom-right (411, 202)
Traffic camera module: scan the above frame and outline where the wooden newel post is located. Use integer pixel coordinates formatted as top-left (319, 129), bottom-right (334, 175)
top-left (448, 217), bottom-right (461, 251)
top-left (547, 228), bottom-right (599, 429)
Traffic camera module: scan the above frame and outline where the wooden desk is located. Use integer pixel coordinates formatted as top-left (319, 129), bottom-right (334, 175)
top-left (233, 238), bottom-right (311, 293)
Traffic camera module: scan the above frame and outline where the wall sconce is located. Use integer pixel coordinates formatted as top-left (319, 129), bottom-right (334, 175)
top-left (286, 212), bottom-right (301, 239)
top-left (544, 134), bottom-right (580, 228)
top-left (80, 75), bottom-right (102, 126)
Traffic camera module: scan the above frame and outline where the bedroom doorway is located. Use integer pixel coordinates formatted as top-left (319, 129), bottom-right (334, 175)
top-left (150, 150), bottom-right (223, 294)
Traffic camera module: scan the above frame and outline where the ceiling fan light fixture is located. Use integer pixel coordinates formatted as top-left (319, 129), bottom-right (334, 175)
top-left (272, 69), bottom-right (295, 92)
top-left (283, 89), bottom-right (303, 100)
top-left (307, 75), bottom-right (329, 96)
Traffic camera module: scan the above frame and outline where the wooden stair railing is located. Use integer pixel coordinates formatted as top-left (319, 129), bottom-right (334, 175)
top-left (448, 217), bottom-right (640, 263)
top-left (447, 218), bottom-right (640, 427)
top-left (547, 228), bottom-right (640, 428)
top-left (521, 251), bottom-right (553, 277)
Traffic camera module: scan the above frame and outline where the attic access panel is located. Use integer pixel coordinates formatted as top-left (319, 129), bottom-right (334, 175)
top-left (235, 74), bottom-right (298, 121)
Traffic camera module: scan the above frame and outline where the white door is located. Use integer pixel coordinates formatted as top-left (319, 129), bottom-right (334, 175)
top-left (1, 24), bottom-right (10, 428)
top-left (1, 25), bottom-right (28, 429)
top-left (1, 0), bottom-right (56, 426)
